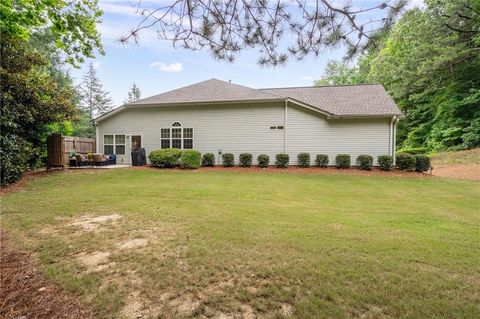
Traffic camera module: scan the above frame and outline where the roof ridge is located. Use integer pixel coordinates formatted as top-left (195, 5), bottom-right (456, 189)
top-left (261, 83), bottom-right (380, 90)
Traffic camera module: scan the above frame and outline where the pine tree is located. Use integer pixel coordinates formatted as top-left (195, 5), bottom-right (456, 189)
top-left (80, 63), bottom-right (113, 119)
top-left (124, 83), bottom-right (141, 103)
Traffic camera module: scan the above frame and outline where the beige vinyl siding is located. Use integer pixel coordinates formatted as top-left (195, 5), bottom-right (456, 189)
top-left (286, 105), bottom-right (390, 165)
top-left (97, 103), bottom-right (285, 165)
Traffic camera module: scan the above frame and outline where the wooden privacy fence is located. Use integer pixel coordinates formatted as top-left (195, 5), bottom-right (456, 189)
top-left (63, 136), bottom-right (96, 163)
top-left (47, 134), bottom-right (96, 167)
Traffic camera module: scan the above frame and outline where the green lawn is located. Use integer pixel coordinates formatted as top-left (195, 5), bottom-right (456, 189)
top-left (2, 169), bottom-right (480, 318)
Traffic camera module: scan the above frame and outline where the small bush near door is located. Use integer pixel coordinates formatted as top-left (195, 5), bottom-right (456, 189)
top-left (316, 154), bottom-right (329, 167)
top-left (149, 149), bottom-right (181, 167)
top-left (297, 153), bottom-right (310, 167)
top-left (239, 153), bottom-right (253, 167)
top-left (275, 153), bottom-right (289, 168)
top-left (356, 154), bottom-right (373, 170)
top-left (222, 153), bottom-right (235, 167)
top-left (201, 153), bottom-right (215, 167)
top-left (377, 155), bottom-right (393, 171)
top-left (396, 153), bottom-right (416, 171)
top-left (257, 154), bottom-right (270, 168)
top-left (335, 154), bottom-right (351, 169)
top-left (180, 150), bottom-right (201, 169)
top-left (415, 154), bottom-right (431, 172)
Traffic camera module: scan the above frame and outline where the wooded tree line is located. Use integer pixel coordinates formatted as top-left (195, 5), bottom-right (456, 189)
top-left (0, 0), bottom-right (143, 185)
top-left (1, 0), bottom-right (477, 186)
top-left (316, 0), bottom-right (480, 153)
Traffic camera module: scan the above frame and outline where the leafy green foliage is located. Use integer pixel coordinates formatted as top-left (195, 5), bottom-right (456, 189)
top-left (239, 153), bottom-right (253, 167)
top-left (257, 154), bottom-right (270, 168)
top-left (222, 153), bottom-right (234, 167)
top-left (415, 155), bottom-right (431, 172)
top-left (201, 153), bottom-right (215, 167)
top-left (315, 154), bottom-right (329, 167)
top-left (0, 0), bottom-right (103, 65)
top-left (148, 149), bottom-right (181, 168)
top-left (377, 155), bottom-right (393, 171)
top-left (335, 154), bottom-right (351, 169)
top-left (180, 150), bottom-right (201, 169)
top-left (275, 153), bottom-right (289, 168)
top-left (315, 0), bottom-right (480, 152)
top-left (0, 35), bottom-right (78, 184)
top-left (0, 134), bottom-right (31, 185)
top-left (356, 155), bottom-right (373, 170)
top-left (315, 61), bottom-right (365, 85)
top-left (297, 153), bottom-right (310, 167)
top-left (396, 153), bottom-right (416, 171)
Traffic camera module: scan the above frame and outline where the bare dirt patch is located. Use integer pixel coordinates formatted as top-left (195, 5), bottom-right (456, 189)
top-left (0, 231), bottom-right (91, 319)
top-left (117, 238), bottom-right (149, 250)
top-left (281, 303), bottom-right (294, 317)
top-left (76, 251), bottom-right (111, 270)
top-left (431, 164), bottom-right (480, 180)
top-left (70, 214), bottom-right (122, 231)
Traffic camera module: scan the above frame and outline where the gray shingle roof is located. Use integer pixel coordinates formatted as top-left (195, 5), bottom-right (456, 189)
top-left (261, 84), bottom-right (402, 116)
top-left (127, 78), bottom-right (402, 118)
top-left (131, 78), bottom-right (280, 105)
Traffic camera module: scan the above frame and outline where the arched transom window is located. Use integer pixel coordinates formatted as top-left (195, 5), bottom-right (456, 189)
top-left (160, 122), bottom-right (194, 149)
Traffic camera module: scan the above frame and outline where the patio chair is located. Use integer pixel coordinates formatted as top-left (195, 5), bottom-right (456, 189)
top-left (93, 153), bottom-right (109, 166)
top-left (75, 154), bottom-right (92, 167)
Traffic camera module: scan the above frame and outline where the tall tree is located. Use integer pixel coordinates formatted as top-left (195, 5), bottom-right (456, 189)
top-left (124, 83), bottom-right (142, 103)
top-left (1, 0), bottom-right (103, 185)
top-left (314, 0), bottom-right (480, 152)
top-left (0, 0), bottom-right (103, 65)
top-left (315, 61), bottom-right (365, 86)
top-left (80, 63), bottom-right (113, 119)
top-left (0, 35), bottom-right (77, 185)
top-left (120, 0), bottom-right (408, 65)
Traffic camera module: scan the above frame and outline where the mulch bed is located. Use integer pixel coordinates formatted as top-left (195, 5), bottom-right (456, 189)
top-left (0, 231), bottom-right (91, 319)
top-left (139, 165), bottom-right (429, 178)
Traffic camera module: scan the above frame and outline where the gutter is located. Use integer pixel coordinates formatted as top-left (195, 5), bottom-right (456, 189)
top-left (284, 100), bottom-right (288, 153)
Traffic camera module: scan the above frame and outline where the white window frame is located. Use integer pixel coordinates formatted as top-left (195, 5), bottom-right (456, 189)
top-left (160, 122), bottom-right (194, 149)
top-left (103, 134), bottom-right (126, 155)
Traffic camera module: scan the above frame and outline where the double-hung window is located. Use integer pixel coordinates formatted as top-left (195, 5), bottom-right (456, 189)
top-left (160, 122), bottom-right (194, 149)
top-left (104, 134), bottom-right (126, 155)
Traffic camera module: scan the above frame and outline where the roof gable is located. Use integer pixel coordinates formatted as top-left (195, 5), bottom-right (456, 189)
top-left (261, 84), bottom-right (401, 117)
top-left (95, 79), bottom-right (402, 123)
top-left (131, 78), bottom-right (279, 105)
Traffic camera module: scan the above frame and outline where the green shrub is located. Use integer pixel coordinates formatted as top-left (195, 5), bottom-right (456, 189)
top-left (297, 153), bottom-right (310, 167)
top-left (335, 154), bottom-right (351, 169)
top-left (257, 154), bottom-right (270, 168)
top-left (397, 147), bottom-right (427, 155)
top-left (356, 154), bottom-right (373, 170)
top-left (0, 134), bottom-right (31, 186)
top-left (201, 153), bottom-right (215, 167)
top-left (377, 155), bottom-right (393, 171)
top-left (180, 150), bottom-right (201, 169)
top-left (315, 154), bottom-right (329, 167)
top-left (396, 153), bottom-right (416, 171)
top-left (222, 153), bottom-right (234, 167)
top-left (415, 154), bottom-right (431, 172)
top-left (148, 148), bottom-right (181, 168)
top-left (239, 153), bottom-right (253, 167)
top-left (275, 153), bottom-right (289, 168)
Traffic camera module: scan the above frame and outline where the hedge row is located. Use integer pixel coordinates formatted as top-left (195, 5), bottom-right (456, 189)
top-left (149, 149), bottom-right (201, 169)
top-left (148, 149), bottom-right (431, 172)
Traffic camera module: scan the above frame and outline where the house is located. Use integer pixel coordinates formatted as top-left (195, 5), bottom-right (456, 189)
top-left (94, 79), bottom-right (403, 166)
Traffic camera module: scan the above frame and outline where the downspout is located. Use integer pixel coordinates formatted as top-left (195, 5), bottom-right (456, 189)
top-left (393, 116), bottom-right (398, 165)
top-left (284, 100), bottom-right (288, 154)
top-left (95, 123), bottom-right (99, 153)
top-left (389, 117), bottom-right (394, 157)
